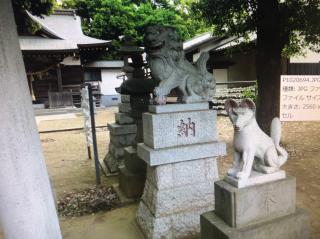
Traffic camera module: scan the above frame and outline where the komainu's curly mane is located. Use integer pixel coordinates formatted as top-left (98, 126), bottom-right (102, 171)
top-left (144, 24), bottom-right (216, 105)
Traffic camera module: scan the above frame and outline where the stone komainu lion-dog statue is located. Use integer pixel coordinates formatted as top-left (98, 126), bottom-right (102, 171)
top-left (144, 25), bottom-right (216, 105)
top-left (225, 99), bottom-right (288, 179)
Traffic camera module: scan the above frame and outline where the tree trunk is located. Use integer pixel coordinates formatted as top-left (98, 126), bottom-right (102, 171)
top-left (256, 0), bottom-right (282, 134)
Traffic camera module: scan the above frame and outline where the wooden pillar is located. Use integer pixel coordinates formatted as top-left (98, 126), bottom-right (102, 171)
top-left (0, 1), bottom-right (62, 238)
top-left (57, 63), bottom-right (63, 92)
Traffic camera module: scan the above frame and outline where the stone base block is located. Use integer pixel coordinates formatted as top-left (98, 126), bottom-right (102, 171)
top-left (201, 208), bottom-right (309, 239)
top-left (115, 112), bottom-right (135, 124)
top-left (107, 123), bottom-right (137, 135)
top-left (124, 146), bottom-right (146, 174)
top-left (142, 180), bottom-right (215, 217)
top-left (215, 177), bottom-right (296, 228)
top-left (118, 102), bottom-right (131, 113)
top-left (224, 170), bottom-right (286, 188)
top-left (142, 109), bottom-right (217, 149)
top-left (110, 133), bottom-right (136, 147)
top-left (146, 157), bottom-right (218, 190)
top-left (119, 166), bottom-right (145, 198)
top-left (137, 201), bottom-right (214, 239)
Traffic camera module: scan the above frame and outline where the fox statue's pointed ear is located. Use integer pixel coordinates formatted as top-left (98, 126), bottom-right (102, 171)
top-left (240, 99), bottom-right (256, 111)
top-left (225, 99), bottom-right (238, 113)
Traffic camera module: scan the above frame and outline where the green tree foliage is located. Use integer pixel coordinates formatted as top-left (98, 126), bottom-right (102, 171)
top-left (194, 0), bottom-right (320, 132)
top-left (62, 0), bottom-right (210, 55)
top-left (12, 0), bottom-right (55, 34)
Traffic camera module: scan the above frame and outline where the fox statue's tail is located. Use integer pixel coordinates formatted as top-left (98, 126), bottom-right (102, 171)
top-left (270, 118), bottom-right (288, 167)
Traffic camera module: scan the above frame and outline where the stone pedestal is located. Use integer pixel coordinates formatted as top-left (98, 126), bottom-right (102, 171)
top-left (136, 103), bottom-right (226, 239)
top-left (104, 94), bottom-right (137, 173)
top-left (201, 177), bottom-right (310, 239)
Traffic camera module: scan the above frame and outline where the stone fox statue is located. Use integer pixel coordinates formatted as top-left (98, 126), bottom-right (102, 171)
top-left (144, 25), bottom-right (215, 105)
top-left (225, 99), bottom-right (288, 179)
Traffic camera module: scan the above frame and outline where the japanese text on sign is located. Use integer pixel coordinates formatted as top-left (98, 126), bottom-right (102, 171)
top-left (280, 75), bottom-right (320, 121)
top-left (177, 118), bottom-right (196, 137)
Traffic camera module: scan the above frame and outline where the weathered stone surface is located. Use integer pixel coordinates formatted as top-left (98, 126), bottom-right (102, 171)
top-left (142, 180), bottom-right (215, 217)
top-left (146, 157), bottom-right (218, 190)
top-left (110, 133), bottom-right (136, 147)
top-left (148, 102), bottom-right (209, 114)
top-left (201, 208), bottom-right (309, 239)
top-left (143, 110), bottom-right (217, 149)
top-left (109, 143), bottom-right (125, 158)
top-left (104, 152), bottom-right (124, 173)
top-left (137, 200), bottom-right (214, 239)
top-left (137, 141), bottom-right (226, 166)
top-left (118, 102), bottom-right (132, 113)
top-left (225, 170), bottom-right (286, 188)
top-left (124, 146), bottom-right (146, 173)
top-left (121, 94), bottom-right (130, 103)
top-left (115, 112), bottom-right (135, 124)
top-left (215, 177), bottom-right (296, 229)
top-left (119, 166), bottom-right (145, 198)
top-left (107, 123), bottom-right (137, 135)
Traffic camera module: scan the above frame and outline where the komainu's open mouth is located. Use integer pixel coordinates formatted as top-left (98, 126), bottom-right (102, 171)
top-left (147, 41), bottom-right (165, 51)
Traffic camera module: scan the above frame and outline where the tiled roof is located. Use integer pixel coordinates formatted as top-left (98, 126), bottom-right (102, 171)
top-left (19, 9), bottom-right (110, 52)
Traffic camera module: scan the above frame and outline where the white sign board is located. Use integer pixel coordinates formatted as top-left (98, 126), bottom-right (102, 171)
top-left (81, 87), bottom-right (93, 146)
top-left (280, 75), bottom-right (320, 121)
